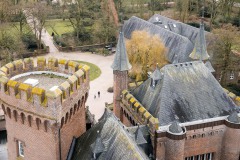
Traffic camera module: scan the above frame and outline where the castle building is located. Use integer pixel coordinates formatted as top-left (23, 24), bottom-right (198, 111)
top-left (111, 17), bottom-right (240, 160)
top-left (0, 57), bottom-right (90, 160)
top-left (124, 14), bottom-right (240, 88)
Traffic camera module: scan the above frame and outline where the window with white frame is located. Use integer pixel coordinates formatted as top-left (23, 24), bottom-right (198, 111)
top-left (230, 71), bottom-right (234, 80)
top-left (18, 141), bottom-right (24, 157)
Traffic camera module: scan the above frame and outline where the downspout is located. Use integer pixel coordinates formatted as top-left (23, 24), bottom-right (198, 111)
top-left (59, 128), bottom-right (62, 160)
top-left (67, 137), bottom-right (77, 160)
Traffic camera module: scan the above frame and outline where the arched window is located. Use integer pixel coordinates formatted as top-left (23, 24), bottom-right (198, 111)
top-left (13, 110), bottom-right (18, 122)
top-left (7, 108), bottom-right (11, 119)
top-left (70, 108), bottom-right (73, 120)
top-left (44, 120), bottom-right (49, 132)
top-left (85, 92), bottom-right (88, 102)
top-left (20, 113), bottom-right (26, 124)
top-left (61, 117), bottom-right (64, 128)
top-left (78, 100), bottom-right (81, 108)
top-left (28, 115), bottom-right (32, 127)
top-left (1, 104), bottom-right (6, 114)
top-left (36, 118), bottom-right (41, 130)
top-left (65, 112), bottom-right (69, 124)
top-left (81, 96), bottom-right (84, 107)
top-left (74, 104), bottom-right (77, 114)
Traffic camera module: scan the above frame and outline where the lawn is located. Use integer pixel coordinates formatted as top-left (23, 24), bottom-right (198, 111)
top-left (0, 22), bottom-right (32, 38)
top-left (75, 60), bottom-right (101, 81)
top-left (45, 19), bottom-right (74, 36)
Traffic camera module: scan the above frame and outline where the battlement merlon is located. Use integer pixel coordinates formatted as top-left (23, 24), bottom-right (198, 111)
top-left (121, 90), bottom-right (159, 132)
top-left (0, 57), bottom-right (90, 118)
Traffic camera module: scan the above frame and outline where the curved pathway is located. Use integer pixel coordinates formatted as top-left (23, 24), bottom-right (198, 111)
top-left (25, 13), bottom-right (114, 121)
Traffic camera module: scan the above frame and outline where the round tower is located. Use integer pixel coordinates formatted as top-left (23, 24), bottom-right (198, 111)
top-left (111, 30), bottom-right (132, 120)
top-left (0, 57), bottom-right (90, 160)
top-left (221, 112), bottom-right (240, 160)
top-left (165, 122), bottom-right (186, 160)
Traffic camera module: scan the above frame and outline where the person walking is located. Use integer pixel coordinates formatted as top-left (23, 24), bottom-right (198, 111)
top-left (94, 95), bottom-right (96, 99)
top-left (98, 91), bottom-right (100, 98)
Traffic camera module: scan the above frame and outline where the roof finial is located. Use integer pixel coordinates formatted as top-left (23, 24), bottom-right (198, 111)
top-left (189, 1), bottom-right (210, 61)
top-left (111, 30), bottom-right (132, 71)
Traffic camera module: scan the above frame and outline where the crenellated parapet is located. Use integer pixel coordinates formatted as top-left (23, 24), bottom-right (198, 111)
top-left (223, 88), bottom-right (240, 106)
top-left (121, 90), bottom-right (159, 133)
top-left (0, 57), bottom-right (90, 122)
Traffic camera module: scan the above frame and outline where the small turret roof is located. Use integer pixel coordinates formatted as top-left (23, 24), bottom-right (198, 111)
top-left (135, 125), bottom-right (147, 145)
top-left (169, 121), bottom-right (182, 133)
top-left (111, 31), bottom-right (132, 71)
top-left (227, 111), bottom-right (240, 123)
top-left (150, 66), bottom-right (162, 81)
top-left (189, 21), bottom-right (210, 61)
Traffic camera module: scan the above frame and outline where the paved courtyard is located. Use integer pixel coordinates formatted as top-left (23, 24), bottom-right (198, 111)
top-left (44, 52), bottom-right (114, 121)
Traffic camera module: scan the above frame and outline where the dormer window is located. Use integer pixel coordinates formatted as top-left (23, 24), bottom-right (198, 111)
top-left (230, 71), bottom-right (234, 80)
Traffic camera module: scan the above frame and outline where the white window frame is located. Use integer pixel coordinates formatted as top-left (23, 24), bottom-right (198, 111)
top-left (230, 71), bottom-right (234, 80)
top-left (18, 141), bottom-right (24, 157)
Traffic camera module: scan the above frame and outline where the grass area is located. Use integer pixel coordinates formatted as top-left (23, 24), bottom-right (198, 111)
top-left (0, 22), bottom-right (32, 38)
top-left (45, 19), bottom-right (74, 36)
top-left (75, 60), bottom-right (101, 81)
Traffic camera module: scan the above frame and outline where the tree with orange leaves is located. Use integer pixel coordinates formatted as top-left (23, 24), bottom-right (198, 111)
top-left (126, 30), bottom-right (168, 81)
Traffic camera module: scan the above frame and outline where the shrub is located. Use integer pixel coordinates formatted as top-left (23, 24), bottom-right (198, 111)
top-left (107, 87), bottom-right (113, 93)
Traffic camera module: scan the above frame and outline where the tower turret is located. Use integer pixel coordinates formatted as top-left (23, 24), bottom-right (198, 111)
top-left (0, 57), bottom-right (90, 160)
top-left (189, 19), bottom-right (210, 61)
top-left (111, 30), bottom-right (132, 120)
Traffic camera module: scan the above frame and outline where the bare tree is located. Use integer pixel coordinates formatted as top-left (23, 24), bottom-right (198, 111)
top-left (27, 2), bottom-right (51, 49)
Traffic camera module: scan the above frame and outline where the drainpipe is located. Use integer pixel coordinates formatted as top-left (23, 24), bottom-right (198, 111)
top-left (59, 128), bottom-right (62, 160)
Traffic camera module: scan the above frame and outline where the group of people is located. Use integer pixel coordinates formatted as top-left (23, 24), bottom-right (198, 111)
top-left (94, 91), bottom-right (100, 99)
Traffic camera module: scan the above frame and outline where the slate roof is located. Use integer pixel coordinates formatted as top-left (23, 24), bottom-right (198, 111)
top-left (148, 14), bottom-right (209, 44)
top-left (111, 31), bottom-right (132, 71)
top-left (205, 61), bottom-right (215, 72)
top-left (71, 109), bottom-right (150, 160)
top-left (123, 16), bottom-right (194, 63)
top-left (132, 61), bottom-right (237, 126)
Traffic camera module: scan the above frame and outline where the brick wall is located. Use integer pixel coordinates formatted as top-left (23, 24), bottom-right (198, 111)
top-left (113, 70), bottom-right (128, 119)
top-left (5, 114), bottom-right (59, 160)
top-left (60, 96), bottom-right (86, 160)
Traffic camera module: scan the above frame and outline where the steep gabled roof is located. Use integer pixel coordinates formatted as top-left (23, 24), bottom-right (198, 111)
top-left (71, 109), bottom-right (150, 160)
top-left (132, 61), bottom-right (237, 126)
top-left (123, 16), bottom-right (194, 63)
top-left (111, 31), bottom-right (132, 71)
